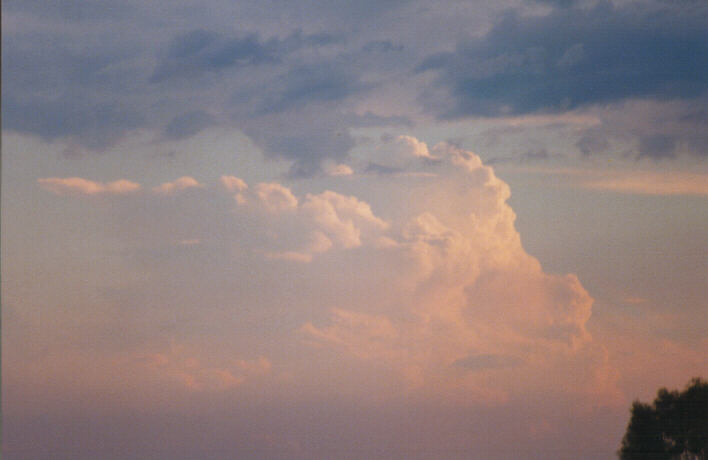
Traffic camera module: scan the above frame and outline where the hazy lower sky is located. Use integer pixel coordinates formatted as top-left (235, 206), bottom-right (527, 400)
top-left (2, 1), bottom-right (707, 458)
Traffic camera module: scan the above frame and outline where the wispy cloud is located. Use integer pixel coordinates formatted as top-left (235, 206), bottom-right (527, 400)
top-left (580, 171), bottom-right (708, 196)
top-left (523, 168), bottom-right (708, 196)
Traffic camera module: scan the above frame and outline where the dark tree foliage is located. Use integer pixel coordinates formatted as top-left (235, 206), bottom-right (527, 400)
top-left (619, 378), bottom-right (708, 460)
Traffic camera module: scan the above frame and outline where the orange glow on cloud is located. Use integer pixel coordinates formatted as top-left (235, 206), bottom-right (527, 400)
top-left (27, 139), bottom-right (642, 410)
top-left (152, 176), bottom-right (204, 194)
top-left (38, 177), bottom-right (141, 195)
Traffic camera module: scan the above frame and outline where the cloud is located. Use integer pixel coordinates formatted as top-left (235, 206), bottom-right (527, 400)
top-left (150, 30), bottom-right (279, 83)
top-left (622, 296), bottom-right (647, 305)
top-left (637, 134), bottom-right (677, 159)
top-left (219, 175), bottom-right (248, 193)
top-left (258, 61), bottom-right (371, 114)
top-left (5, 0), bottom-right (706, 171)
top-left (220, 175), bottom-right (249, 204)
top-left (163, 111), bottom-right (215, 140)
top-left (418, 2), bottom-right (708, 117)
top-left (267, 231), bottom-right (333, 263)
top-left (580, 170), bottom-right (708, 195)
top-left (530, 0), bottom-right (580, 8)
top-left (573, 98), bottom-right (708, 158)
top-left (150, 28), bottom-right (346, 84)
top-left (576, 130), bottom-right (610, 156)
top-left (300, 138), bottom-right (609, 401)
top-left (237, 54), bottom-right (394, 176)
top-left (396, 135), bottom-right (434, 159)
top-left (152, 176), bottom-right (204, 195)
top-left (38, 177), bottom-right (141, 195)
top-left (254, 182), bottom-right (299, 212)
top-left (453, 353), bottom-right (524, 371)
top-left (325, 163), bottom-right (354, 176)
top-left (218, 176), bottom-right (389, 261)
top-left (301, 308), bottom-right (400, 360)
top-left (364, 162), bottom-right (402, 175)
top-left (362, 39), bottom-right (405, 53)
top-left (3, 92), bottom-right (145, 150)
top-left (524, 167), bottom-right (708, 195)
top-left (240, 108), bottom-right (359, 177)
top-left (301, 191), bottom-right (389, 249)
top-left (1, 23), bottom-right (147, 150)
top-left (137, 345), bottom-right (272, 392)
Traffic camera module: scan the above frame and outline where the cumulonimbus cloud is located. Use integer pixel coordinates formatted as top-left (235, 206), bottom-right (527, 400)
top-left (298, 138), bottom-right (618, 403)
top-left (35, 140), bottom-right (620, 407)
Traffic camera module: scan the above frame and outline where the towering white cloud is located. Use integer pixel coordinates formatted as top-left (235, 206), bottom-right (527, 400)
top-left (32, 138), bottom-right (618, 408)
top-left (300, 138), bottom-right (613, 403)
top-left (301, 191), bottom-right (389, 249)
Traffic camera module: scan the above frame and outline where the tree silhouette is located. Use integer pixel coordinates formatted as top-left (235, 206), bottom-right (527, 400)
top-left (619, 377), bottom-right (708, 460)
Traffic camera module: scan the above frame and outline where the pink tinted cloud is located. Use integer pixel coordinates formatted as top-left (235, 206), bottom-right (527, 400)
top-left (152, 176), bottom-right (203, 195)
top-left (255, 182), bottom-right (299, 212)
top-left (396, 135), bottom-right (434, 159)
top-left (301, 191), bottom-right (389, 249)
top-left (220, 175), bottom-right (248, 193)
top-left (38, 177), bottom-right (141, 195)
top-left (325, 163), bottom-right (354, 176)
top-left (220, 175), bottom-right (249, 204)
top-left (300, 138), bottom-right (616, 404)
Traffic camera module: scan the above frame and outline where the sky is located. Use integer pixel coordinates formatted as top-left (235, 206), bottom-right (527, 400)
top-left (2, 0), bottom-right (707, 458)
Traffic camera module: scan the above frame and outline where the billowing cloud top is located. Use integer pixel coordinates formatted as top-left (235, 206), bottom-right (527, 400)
top-left (32, 139), bottom-right (612, 405)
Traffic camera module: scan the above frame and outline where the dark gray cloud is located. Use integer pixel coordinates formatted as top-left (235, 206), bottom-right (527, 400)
top-left (150, 28), bottom-right (344, 84)
top-left (572, 97), bottom-right (708, 158)
top-left (257, 61), bottom-right (371, 115)
top-left (4, 0), bottom-right (707, 170)
top-left (530, 0), bottom-right (581, 8)
top-left (2, 0), bottom-right (137, 22)
top-left (362, 40), bottom-right (405, 53)
top-left (365, 162), bottom-right (403, 175)
top-left (2, 91), bottom-right (145, 150)
top-left (240, 108), bottom-right (358, 177)
top-left (638, 133), bottom-right (677, 159)
top-left (487, 148), bottom-right (562, 164)
top-left (1, 15), bottom-right (151, 149)
top-left (150, 30), bottom-right (279, 83)
top-left (163, 111), bottom-right (215, 140)
top-left (576, 130), bottom-right (610, 156)
top-left (419, 1), bottom-right (708, 117)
